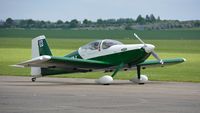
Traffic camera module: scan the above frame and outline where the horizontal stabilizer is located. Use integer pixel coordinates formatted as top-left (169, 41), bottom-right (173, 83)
top-left (14, 55), bottom-right (51, 67)
top-left (10, 65), bottom-right (25, 68)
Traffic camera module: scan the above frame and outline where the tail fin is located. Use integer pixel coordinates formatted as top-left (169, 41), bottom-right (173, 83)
top-left (32, 35), bottom-right (52, 57)
top-left (31, 35), bottom-right (52, 77)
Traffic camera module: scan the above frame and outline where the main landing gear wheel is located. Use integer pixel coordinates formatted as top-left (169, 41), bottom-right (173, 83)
top-left (95, 64), bottom-right (123, 85)
top-left (95, 75), bottom-right (113, 85)
top-left (31, 77), bottom-right (36, 82)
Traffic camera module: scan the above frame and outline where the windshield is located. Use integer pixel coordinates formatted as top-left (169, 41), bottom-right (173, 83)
top-left (102, 39), bottom-right (123, 49)
top-left (81, 40), bottom-right (101, 50)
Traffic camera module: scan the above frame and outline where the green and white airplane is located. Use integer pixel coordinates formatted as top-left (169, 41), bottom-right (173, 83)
top-left (13, 33), bottom-right (186, 85)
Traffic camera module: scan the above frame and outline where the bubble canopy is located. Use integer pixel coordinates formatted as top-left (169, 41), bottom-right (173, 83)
top-left (80, 39), bottom-right (123, 50)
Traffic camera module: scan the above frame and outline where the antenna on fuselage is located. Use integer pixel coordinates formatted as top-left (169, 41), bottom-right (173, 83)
top-left (133, 33), bottom-right (163, 64)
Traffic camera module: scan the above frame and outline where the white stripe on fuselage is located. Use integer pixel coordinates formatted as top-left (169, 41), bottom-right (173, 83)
top-left (78, 44), bottom-right (146, 59)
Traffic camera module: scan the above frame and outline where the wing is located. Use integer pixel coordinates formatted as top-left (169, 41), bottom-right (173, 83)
top-left (12, 55), bottom-right (113, 69)
top-left (138, 58), bottom-right (186, 68)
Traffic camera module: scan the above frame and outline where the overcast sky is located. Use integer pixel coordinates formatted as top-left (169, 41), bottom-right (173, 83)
top-left (0, 0), bottom-right (199, 21)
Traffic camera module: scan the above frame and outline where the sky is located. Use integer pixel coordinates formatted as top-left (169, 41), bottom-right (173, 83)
top-left (0, 0), bottom-right (199, 21)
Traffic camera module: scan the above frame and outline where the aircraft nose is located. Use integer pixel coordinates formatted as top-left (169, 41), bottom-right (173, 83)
top-left (144, 44), bottom-right (155, 53)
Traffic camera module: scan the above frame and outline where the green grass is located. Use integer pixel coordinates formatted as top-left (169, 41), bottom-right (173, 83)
top-left (0, 28), bottom-right (200, 39)
top-left (0, 37), bottom-right (200, 82)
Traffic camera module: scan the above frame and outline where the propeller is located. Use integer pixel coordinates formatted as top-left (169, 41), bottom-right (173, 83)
top-left (134, 33), bottom-right (146, 46)
top-left (133, 33), bottom-right (164, 64)
top-left (151, 50), bottom-right (164, 64)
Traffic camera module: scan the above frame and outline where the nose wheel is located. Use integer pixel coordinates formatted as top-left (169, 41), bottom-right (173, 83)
top-left (31, 77), bottom-right (36, 82)
top-left (130, 65), bottom-right (148, 84)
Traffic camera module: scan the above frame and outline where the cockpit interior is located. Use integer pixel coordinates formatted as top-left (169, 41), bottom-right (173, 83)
top-left (81, 39), bottom-right (123, 51)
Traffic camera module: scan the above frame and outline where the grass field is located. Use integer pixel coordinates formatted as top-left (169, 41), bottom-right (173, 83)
top-left (0, 28), bottom-right (200, 39)
top-left (0, 29), bottom-right (200, 82)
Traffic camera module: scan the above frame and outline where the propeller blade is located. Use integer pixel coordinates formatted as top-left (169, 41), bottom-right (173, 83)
top-left (134, 33), bottom-right (146, 45)
top-left (133, 33), bottom-right (163, 64)
top-left (151, 51), bottom-right (164, 64)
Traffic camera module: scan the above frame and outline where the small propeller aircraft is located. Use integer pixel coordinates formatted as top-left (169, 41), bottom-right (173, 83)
top-left (12, 33), bottom-right (186, 85)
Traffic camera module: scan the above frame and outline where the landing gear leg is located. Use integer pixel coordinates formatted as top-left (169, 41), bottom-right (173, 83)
top-left (130, 65), bottom-right (148, 84)
top-left (31, 77), bottom-right (36, 82)
top-left (96, 63), bottom-right (124, 85)
top-left (136, 65), bottom-right (144, 85)
top-left (111, 63), bottom-right (124, 77)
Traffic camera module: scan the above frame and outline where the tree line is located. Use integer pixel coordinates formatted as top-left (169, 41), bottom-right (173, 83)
top-left (0, 14), bottom-right (200, 30)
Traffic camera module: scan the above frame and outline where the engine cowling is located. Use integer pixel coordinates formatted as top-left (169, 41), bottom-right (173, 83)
top-left (95, 75), bottom-right (113, 85)
top-left (130, 75), bottom-right (148, 84)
